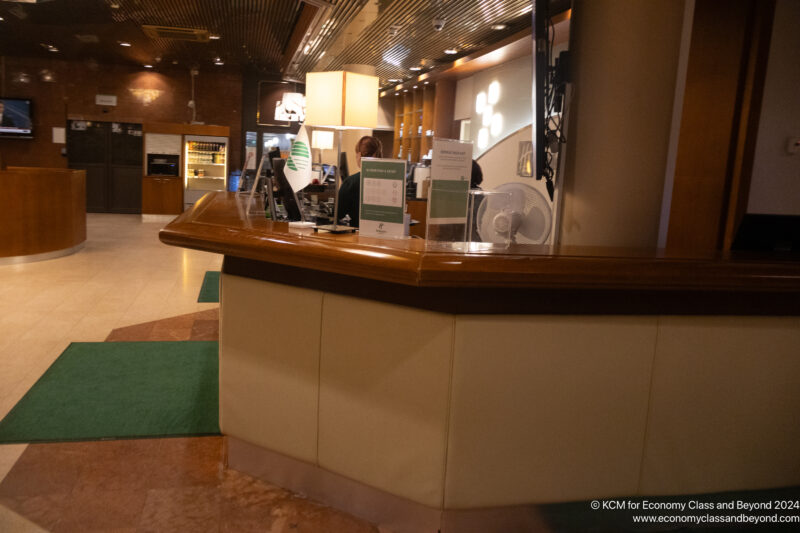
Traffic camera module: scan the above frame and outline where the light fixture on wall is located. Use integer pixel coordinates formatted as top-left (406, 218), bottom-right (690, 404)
top-left (129, 88), bottom-right (163, 105)
top-left (475, 81), bottom-right (504, 152)
top-left (305, 70), bottom-right (379, 233)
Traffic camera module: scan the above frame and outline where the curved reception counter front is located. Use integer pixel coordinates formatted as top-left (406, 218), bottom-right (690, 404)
top-left (0, 166), bottom-right (86, 264)
top-left (161, 192), bottom-right (800, 533)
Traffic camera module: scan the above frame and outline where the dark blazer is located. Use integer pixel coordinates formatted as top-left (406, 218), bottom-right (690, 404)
top-left (337, 172), bottom-right (361, 227)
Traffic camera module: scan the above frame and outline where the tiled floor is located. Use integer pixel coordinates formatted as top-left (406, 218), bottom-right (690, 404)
top-left (0, 214), bottom-right (379, 532)
top-left (0, 437), bottom-right (378, 533)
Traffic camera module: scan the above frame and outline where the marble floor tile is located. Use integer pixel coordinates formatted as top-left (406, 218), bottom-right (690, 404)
top-left (0, 214), bottom-right (378, 532)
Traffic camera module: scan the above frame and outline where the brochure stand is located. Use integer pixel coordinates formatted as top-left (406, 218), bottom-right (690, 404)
top-left (425, 138), bottom-right (473, 245)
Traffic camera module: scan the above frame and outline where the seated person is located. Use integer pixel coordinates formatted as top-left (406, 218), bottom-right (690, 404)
top-left (337, 135), bottom-right (383, 228)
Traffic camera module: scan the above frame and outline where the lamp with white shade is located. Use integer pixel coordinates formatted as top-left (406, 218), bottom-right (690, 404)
top-left (305, 70), bottom-right (379, 233)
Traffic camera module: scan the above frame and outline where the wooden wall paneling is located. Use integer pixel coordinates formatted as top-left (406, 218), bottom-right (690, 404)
top-left (666, 0), bottom-right (757, 252)
top-left (392, 95), bottom-right (402, 158)
top-left (0, 56), bottom-right (241, 170)
top-left (433, 79), bottom-right (456, 141)
top-left (721, 0), bottom-right (776, 251)
top-left (421, 86), bottom-right (436, 158)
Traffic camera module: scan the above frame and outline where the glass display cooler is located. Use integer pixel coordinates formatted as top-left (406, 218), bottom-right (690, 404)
top-left (184, 134), bottom-right (228, 207)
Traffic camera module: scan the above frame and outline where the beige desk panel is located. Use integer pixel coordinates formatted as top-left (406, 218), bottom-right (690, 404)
top-left (318, 294), bottom-right (455, 508)
top-left (640, 316), bottom-right (800, 495)
top-left (445, 315), bottom-right (658, 507)
top-left (220, 274), bottom-right (323, 464)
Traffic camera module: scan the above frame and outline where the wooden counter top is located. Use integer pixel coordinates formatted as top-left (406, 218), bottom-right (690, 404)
top-left (160, 192), bottom-right (800, 302)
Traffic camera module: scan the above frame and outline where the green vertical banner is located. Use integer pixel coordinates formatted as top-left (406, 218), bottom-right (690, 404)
top-left (359, 158), bottom-right (407, 238)
top-left (427, 138), bottom-right (473, 242)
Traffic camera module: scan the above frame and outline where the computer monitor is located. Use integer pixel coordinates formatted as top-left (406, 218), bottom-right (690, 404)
top-left (271, 158), bottom-right (303, 222)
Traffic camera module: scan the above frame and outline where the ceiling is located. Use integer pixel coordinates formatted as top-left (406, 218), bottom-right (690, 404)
top-left (0, 0), bottom-right (564, 87)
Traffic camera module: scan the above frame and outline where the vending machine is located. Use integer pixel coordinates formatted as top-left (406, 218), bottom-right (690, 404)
top-left (184, 134), bottom-right (228, 208)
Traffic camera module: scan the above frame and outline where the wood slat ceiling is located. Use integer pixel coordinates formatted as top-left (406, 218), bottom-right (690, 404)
top-left (0, 0), bottom-right (553, 83)
top-left (289, 0), bottom-right (535, 86)
top-left (0, 0), bottom-right (303, 71)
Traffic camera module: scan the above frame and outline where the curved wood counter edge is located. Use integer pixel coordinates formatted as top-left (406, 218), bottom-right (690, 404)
top-left (159, 192), bottom-right (800, 314)
top-left (0, 167), bottom-right (87, 260)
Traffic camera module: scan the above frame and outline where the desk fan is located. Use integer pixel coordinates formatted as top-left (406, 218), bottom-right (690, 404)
top-left (476, 182), bottom-right (552, 244)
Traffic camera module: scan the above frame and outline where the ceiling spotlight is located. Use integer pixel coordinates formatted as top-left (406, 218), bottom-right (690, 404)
top-left (413, 85), bottom-right (418, 89)
top-left (0, 16), bottom-right (5, 22)
top-left (388, 78), bottom-right (400, 83)
top-left (119, 41), bottom-right (131, 47)
top-left (143, 64), bottom-right (153, 68)
top-left (209, 34), bottom-right (221, 40)
top-left (491, 23), bottom-right (508, 30)
top-left (409, 66), bottom-right (422, 71)
top-left (395, 92), bottom-right (399, 96)
top-left (444, 48), bottom-right (458, 54)
top-left (424, 81), bottom-right (429, 85)
top-left (48, 46), bottom-right (59, 53)
top-left (214, 57), bottom-right (224, 66)
top-left (403, 89), bottom-right (408, 92)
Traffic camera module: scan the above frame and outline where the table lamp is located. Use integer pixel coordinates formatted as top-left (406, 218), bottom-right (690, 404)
top-left (305, 70), bottom-right (379, 233)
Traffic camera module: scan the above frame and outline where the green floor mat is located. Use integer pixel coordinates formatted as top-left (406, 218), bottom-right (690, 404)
top-left (198, 271), bottom-right (221, 303)
top-left (0, 341), bottom-right (220, 443)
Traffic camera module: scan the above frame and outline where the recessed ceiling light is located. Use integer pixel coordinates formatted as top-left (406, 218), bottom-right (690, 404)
top-left (0, 16), bottom-right (5, 21)
top-left (143, 64), bottom-right (153, 68)
top-left (209, 34), bottom-right (221, 40)
top-left (413, 85), bottom-right (418, 89)
top-left (403, 89), bottom-right (408, 92)
top-left (444, 48), bottom-right (458, 54)
top-left (424, 81), bottom-right (429, 85)
top-left (388, 78), bottom-right (400, 83)
top-left (48, 46), bottom-right (59, 53)
top-left (214, 57), bottom-right (224, 66)
top-left (409, 66), bottom-right (422, 71)
top-left (395, 92), bottom-right (399, 96)
top-left (119, 41), bottom-right (131, 47)
top-left (491, 23), bottom-right (507, 30)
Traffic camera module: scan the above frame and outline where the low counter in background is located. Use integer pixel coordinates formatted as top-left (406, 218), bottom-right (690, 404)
top-left (161, 192), bottom-right (800, 533)
top-left (0, 167), bottom-right (86, 264)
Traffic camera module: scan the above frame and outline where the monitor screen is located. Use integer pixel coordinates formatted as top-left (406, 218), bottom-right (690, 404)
top-left (0, 98), bottom-right (33, 138)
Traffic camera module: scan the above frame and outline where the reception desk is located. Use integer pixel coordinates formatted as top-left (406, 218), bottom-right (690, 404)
top-left (0, 167), bottom-right (86, 264)
top-left (161, 192), bottom-right (800, 532)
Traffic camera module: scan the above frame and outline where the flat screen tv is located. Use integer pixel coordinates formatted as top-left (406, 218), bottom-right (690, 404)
top-left (0, 98), bottom-right (34, 139)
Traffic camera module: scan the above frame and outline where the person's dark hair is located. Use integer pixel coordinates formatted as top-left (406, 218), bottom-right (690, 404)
top-left (355, 136), bottom-right (383, 159)
top-left (470, 159), bottom-right (483, 189)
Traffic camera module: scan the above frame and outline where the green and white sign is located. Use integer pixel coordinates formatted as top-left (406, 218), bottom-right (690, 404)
top-left (428, 138), bottom-right (472, 224)
top-left (359, 158), bottom-right (407, 238)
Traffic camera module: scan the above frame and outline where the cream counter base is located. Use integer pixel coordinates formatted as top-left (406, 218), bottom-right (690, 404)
top-left (220, 272), bottom-right (800, 532)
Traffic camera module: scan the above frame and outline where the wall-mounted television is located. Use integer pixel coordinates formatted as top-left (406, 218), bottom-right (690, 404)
top-left (0, 98), bottom-right (34, 139)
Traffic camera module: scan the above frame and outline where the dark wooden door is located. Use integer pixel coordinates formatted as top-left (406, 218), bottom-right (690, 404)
top-left (67, 120), bottom-right (143, 213)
